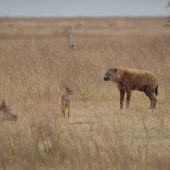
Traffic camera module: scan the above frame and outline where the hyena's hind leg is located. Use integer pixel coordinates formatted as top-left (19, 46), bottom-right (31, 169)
top-left (150, 94), bottom-right (157, 108)
top-left (144, 87), bottom-right (157, 109)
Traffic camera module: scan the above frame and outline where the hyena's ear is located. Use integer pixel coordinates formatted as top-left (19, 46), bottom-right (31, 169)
top-left (113, 68), bottom-right (118, 73)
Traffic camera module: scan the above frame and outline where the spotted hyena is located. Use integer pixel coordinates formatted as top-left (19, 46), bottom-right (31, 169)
top-left (104, 67), bottom-right (158, 109)
top-left (61, 86), bottom-right (73, 117)
top-left (0, 100), bottom-right (17, 120)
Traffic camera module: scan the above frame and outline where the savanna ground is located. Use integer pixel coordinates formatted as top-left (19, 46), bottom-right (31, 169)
top-left (0, 17), bottom-right (170, 170)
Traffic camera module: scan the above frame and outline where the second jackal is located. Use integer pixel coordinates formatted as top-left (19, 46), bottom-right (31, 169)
top-left (0, 100), bottom-right (17, 121)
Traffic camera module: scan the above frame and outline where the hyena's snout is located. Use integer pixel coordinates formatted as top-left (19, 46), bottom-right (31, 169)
top-left (104, 74), bottom-right (111, 81)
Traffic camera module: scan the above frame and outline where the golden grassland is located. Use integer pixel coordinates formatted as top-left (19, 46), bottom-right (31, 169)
top-left (0, 17), bottom-right (170, 170)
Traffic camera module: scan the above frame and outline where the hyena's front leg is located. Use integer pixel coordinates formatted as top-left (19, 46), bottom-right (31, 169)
top-left (126, 90), bottom-right (131, 109)
top-left (119, 90), bottom-right (125, 109)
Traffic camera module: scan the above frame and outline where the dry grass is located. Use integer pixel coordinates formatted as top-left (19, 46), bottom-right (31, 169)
top-left (0, 17), bottom-right (170, 170)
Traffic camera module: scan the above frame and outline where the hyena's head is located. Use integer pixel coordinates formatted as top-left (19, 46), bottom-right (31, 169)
top-left (104, 67), bottom-right (122, 83)
top-left (65, 86), bottom-right (73, 95)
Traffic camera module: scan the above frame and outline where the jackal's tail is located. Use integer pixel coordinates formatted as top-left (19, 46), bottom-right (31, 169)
top-left (155, 85), bottom-right (158, 96)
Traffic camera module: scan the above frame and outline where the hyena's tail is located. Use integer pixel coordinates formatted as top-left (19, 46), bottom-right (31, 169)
top-left (155, 85), bottom-right (158, 96)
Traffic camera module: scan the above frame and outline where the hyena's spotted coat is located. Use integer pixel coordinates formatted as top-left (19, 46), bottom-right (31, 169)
top-left (104, 67), bottom-right (158, 109)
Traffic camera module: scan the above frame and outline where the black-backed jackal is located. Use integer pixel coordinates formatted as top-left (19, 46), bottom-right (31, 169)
top-left (61, 86), bottom-right (73, 117)
top-left (0, 100), bottom-right (17, 121)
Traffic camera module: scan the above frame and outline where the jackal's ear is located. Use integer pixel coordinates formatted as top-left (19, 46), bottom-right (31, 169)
top-left (2, 100), bottom-right (6, 105)
top-left (65, 85), bottom-right (68, 90)
top-left (113, 68), bottom-right (118, 73)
